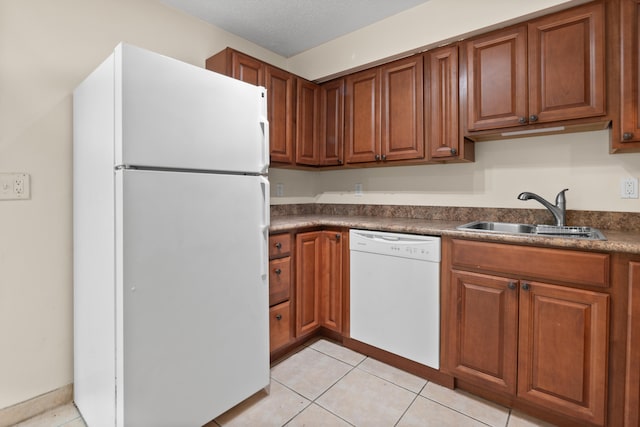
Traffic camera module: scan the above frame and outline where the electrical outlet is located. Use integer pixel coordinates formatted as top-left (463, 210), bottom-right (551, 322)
top-left (355, 183), bottom-right (363, 196)
top-left (275, 183), bottom-right (284, 197)
top-left (621, 177), bottom-right (639, 199)
top-left (0, 173), bottom-right (30, 200)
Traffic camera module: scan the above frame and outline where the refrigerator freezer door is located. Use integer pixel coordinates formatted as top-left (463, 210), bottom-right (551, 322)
top-left (115, 169), bottom-right (269, 427)
top-left (115, 44), bottom-right (268, 174)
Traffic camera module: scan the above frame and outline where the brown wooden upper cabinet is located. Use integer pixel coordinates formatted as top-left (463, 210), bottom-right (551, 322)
top-left (345, 55), bottom-right (424, 164)
top-left (463, 2), bottom-right (605, 133)
top-left (424, 44), bottom-right (473, 162)
top-left (206, 48), bottom-right (295, 164)
top-left (616, 0), bottom-right (640, 151)
top-left (319, 79), bottom-right (345, 166)
top-left (295, 78), bottom-right (345, 166)
top-left (295, 78), bottom-right (321, 165)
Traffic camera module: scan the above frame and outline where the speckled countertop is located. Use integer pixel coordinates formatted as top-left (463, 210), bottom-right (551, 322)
top-left (270, 205), bottom-right (640, 255)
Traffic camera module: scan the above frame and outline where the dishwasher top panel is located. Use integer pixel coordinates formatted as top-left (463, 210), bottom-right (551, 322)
top-left (349, 229), bottom-right (440, 262)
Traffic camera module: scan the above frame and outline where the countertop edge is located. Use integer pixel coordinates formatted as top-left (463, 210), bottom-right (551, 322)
top-left (270, 215), bottom-right (640, 255)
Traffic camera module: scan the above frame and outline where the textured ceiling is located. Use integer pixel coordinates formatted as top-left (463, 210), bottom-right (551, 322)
top-left (159, 0), bottom-right (431, 57)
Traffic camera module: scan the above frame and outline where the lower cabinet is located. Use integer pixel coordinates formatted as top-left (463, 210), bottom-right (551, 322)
top-left (295, 230), bottom-right (344, 337)
top-left (268, 233), bottom-right (294, 354)
top-left (269, 301), bottom-right (292, 351)
top-left (626, 261), bottom-right (640, 427)
top-left (443, 238), bottom-right (610, 426)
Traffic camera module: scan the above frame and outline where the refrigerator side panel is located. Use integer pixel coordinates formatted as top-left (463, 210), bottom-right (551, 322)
top-left (118, 44), bottom-right (268, 173)
top-left (120, 170), bottom-right (269, 427)
top-left (73, 54), bottom-right (117, 427)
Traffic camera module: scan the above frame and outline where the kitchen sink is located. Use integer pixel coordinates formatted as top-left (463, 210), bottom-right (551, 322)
top-left (457, 221), bottom-right (606, 240)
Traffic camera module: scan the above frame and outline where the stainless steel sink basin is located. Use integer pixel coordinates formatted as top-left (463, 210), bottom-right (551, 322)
top-left (457, 221), bottom-right (606, 240)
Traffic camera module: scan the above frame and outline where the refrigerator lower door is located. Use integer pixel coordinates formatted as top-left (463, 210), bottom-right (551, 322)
top-left (115, 169), bottom-right (269, 427)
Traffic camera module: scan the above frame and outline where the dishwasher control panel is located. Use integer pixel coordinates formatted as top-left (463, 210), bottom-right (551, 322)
top-left (349, 229), bottom-right (440, 262)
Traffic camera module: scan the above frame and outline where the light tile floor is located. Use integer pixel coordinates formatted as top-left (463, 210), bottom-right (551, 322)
top-left (16, 339), bottom-right (557, 427)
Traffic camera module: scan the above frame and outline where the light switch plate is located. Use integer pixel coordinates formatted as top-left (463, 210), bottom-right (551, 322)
top-left (0, 173), bottom-right (30, 200)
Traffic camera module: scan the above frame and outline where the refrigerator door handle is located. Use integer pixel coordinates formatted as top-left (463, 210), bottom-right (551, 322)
top-left (260, 119), bottom-right (269, 173)
top-left (260, 176), bottom-right (270, 279)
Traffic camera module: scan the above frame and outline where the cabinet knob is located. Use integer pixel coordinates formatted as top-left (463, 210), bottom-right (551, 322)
top-left (381, 154), bottom-right (387, 161)
top-left (275, 242), bottom-right (282, 249)
top-left (275, 314), bottom-right (282, 320)
top-left (518, 117), bottom-right (527, 124)
top-left (375, 154), bottom-right (381, 161)
top-left (274, 268), bottom-right (281, 275)
top-left (623, 132), bottom-right (634, 141)
top-left (529, 115), bottom-right (538, 123)
top-left (337, 159), bottom-right (343, 165)
top-left (335, 233), bottom-right (341, 241)
top-left (507, 282), bottom-right (516, 290)
top-left (450, 148), bottom-right (457, 155)
top-left (522, 282), bottom-right (531, 291)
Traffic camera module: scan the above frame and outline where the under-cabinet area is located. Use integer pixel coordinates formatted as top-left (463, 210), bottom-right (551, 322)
top-left (268, 214), bottom-right (640, 427)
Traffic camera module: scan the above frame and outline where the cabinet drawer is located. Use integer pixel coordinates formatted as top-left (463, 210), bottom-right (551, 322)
top-left (269, 233), bottom-right (292, 258)
top-left (269, 257), bottom-right (291, 306)
top-left (451, 239), bottom-right (610, 288)
top-left (270, 301), bottom-right (291, 351)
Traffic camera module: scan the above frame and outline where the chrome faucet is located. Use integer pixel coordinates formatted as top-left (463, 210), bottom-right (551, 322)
top-left (517, 188), bottom-right (568, 226)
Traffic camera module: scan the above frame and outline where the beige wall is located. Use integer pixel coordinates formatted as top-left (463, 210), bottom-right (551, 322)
top-left (270, 130), bottom-right (640, 212)
top-left (2, 0), bottom-right (640, 413)
top-left (0, 0), bottom-right (286, 410)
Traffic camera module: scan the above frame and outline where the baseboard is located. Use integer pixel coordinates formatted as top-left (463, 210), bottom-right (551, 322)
top-left (0, 383), bottom-right (73, 427)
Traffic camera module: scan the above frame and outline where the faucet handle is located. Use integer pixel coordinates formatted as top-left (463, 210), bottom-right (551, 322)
top-left (555, 188), bottom-right (568, 205)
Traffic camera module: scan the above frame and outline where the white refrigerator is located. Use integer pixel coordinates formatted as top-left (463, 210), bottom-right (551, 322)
top-left (73, 43), bottom-right (270, 427)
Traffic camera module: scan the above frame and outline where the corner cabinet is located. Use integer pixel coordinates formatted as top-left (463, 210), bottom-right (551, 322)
top-left (345, 56), bottom-right (424, 164)
top-left (205, 48), bottom-right (295, 165)
top-left (295, 230), bottom-right (344, 337)
top-left (295, 78), bottom-right (345, 167)
top-left (295, 78), bottom-right (321, 165)
top-left (443, 238), bottom-right (610, 426)
top-left (462, 1), bottom-right (605, 134)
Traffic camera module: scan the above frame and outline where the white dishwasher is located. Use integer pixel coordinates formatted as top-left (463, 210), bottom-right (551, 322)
top-left (349, 229), bottom-right (441, 369)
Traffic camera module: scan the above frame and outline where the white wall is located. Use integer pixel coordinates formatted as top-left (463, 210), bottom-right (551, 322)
top-left (0, 0), bottom-right (286, 410)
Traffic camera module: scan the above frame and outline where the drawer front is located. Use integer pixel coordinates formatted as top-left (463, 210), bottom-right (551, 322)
top-left (269, 233), bottom-right (292, 258)
top-left (270, 301), bottom-right (291, 351)
top-left (269, 257), bottom-right (291, 306)
top-left (451, 239), bottom-right (610, 288)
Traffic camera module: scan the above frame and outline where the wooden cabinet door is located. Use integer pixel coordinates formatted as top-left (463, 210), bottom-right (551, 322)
top-left (265, 66), bottom-right (294, 164)
top-left (518, 281), bottom-right (608, 426)
top-left (620, 0), bottom-right (640, 146)
top-left (230, 50), bottom-right (264, 86)
top-left (320, 231), bottom-right (343, 332)
top-left (380, 56), bottom-right (424, 161)
top-left (320, 79), bottom-right (345, 166)
top-left (425, 45), bottom-right (459, 160)
top-left (295, 79), bottom-right (321, 165)
top-left (527, 2), bottom-right (605, 124)
top-left (295, 232), bottom-right (321, 336)
top-left (345, 68), bottom-right (380, 164)
top-left (625, 262), bottom-right (640, 427)
top-left (446, 270), bottom-right (519, 395)
top-left (464, 26), bottom-right (528, 131)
